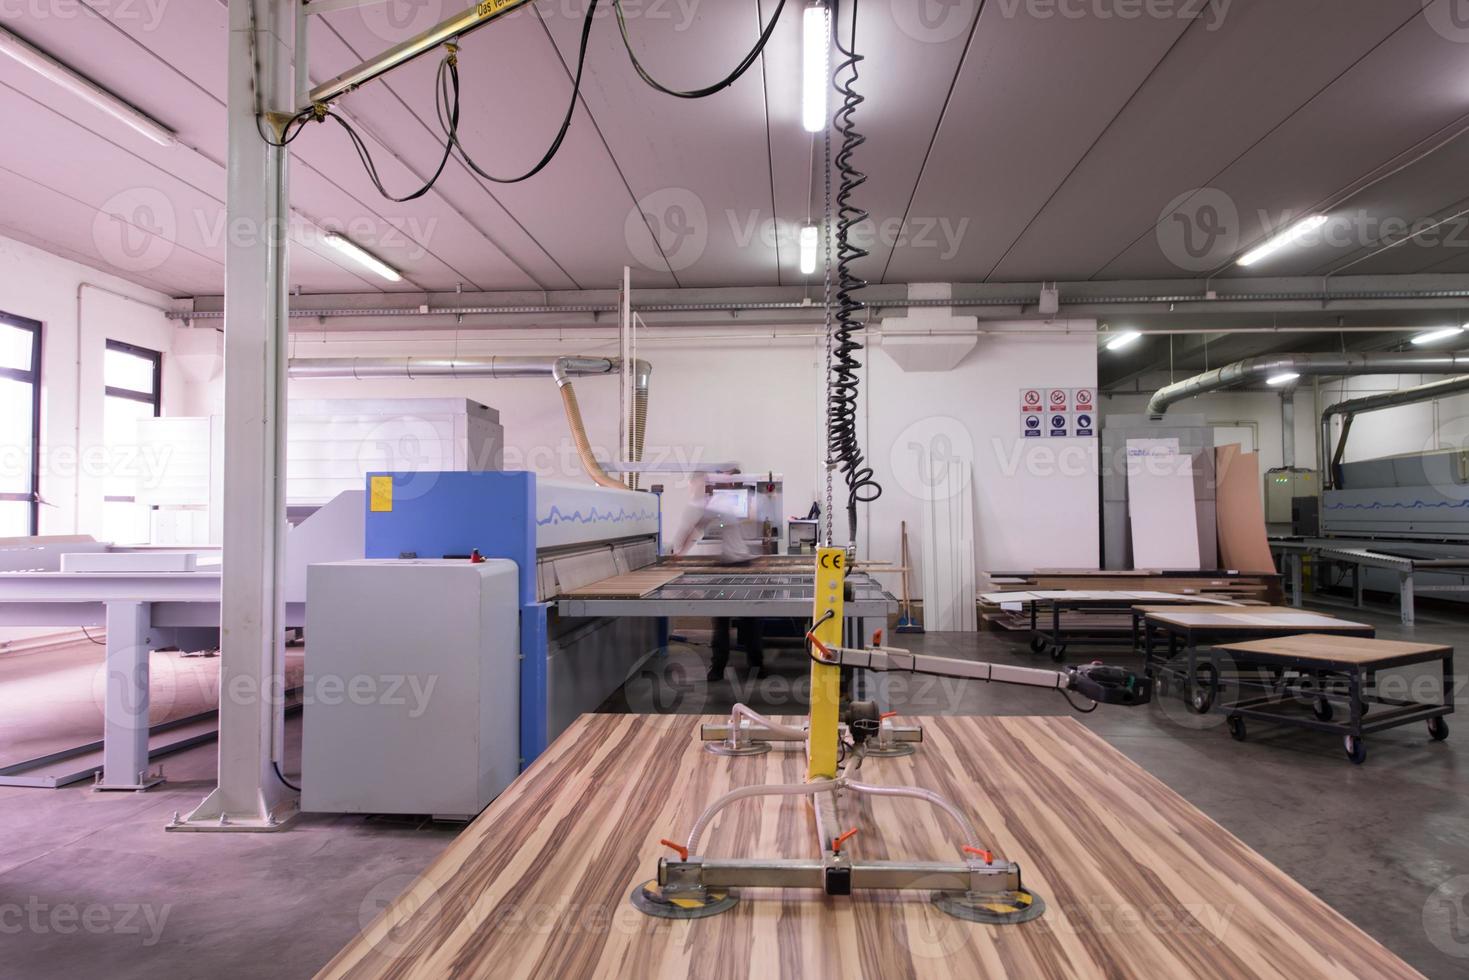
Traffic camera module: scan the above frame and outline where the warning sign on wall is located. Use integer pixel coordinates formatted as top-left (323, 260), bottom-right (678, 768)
top-left (1021, 414), bottom-right (1043, 438)
top-left (1074, 388), bottom-right (1095, 412)
top-left (1075, 412), bottom-right (1095, 437)
top-left (1020, 388), bottom-right (1043, 413)
top-left (1048, 413), bottom-right (1069, 437)
top-left (1047, 388), bottom-right (1069, 412)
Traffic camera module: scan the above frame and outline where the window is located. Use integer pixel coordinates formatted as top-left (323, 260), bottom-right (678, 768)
top-left (0, 313), bottom-right (41, 538)
top-left (102, 340), bottom-right (161, 544)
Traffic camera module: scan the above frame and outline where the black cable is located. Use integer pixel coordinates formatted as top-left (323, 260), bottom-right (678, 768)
top-left (81, 627), bottom-right (106, 646)
top-left (256, 107), bottom-right (317, 148)
top-left (272, 760), bottom-right (302, 792)
top-left (447, 0), bottom-right (600, 184)
top-left (826, 0), bottom-right (880, 542)
top-left (1058, 688), bottom-right (1099, 714)
top-left (612, 0), bottom-right (787, 99)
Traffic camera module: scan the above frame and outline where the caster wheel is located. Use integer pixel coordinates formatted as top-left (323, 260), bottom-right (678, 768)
top-left (1343, 735), bottom-right (1367, 765)
top-left (1429, 716), bottom-right (1450, 741)
top-left (1227, 715), bottom-right (1246, 741)
top-left (1049, 644), bottom-right (1067, 663)
top-left (1312, 698), bottom-right (1333, 722)
top-left (1029, 637), bottom-right (1044, 654)
top-left (1187, 664), bottom-right (1218, 715)
top-left (1154, 674), bottom-right (1171, 698)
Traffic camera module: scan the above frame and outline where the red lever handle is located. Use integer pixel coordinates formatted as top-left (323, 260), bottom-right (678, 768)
top-left (832, 828), bottom-right (859, 855)
top-left (659, 839), bottom-right (689, 861)
top-left (963, 845), bottom-right (994, 865)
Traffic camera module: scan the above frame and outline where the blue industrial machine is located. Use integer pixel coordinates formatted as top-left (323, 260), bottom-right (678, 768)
top-left (363, 470), bottom-right (662, 766)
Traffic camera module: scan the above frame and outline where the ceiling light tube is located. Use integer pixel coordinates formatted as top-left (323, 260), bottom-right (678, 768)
top-left (1266, 372), bottom-right (1301, 386)
top-left (799, 224), bottom-right (819, 275)
top-left (1236, 214), bottom-right (1329, 267)
top-left (324, 233), bottom-right (402, 282)
top-left (1410, 326), bottom-right (1466, 345)
top-left (802, 3), bottom-right (829, 133)
top-left (1105, 330), bottom-right (1141, 351)
top-left (0, 26), bottom-right (176, 147)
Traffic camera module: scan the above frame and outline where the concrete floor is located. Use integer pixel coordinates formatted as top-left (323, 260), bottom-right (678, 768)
top-left (1, 598), bottom-right (1466, 978)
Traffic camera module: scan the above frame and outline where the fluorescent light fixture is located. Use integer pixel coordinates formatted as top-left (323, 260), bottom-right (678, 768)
top-left (1410, 326), bottom-right (1467, 346)
top-left (0, 26), bottom-right (175, 147)
top-left (802, 3), bottom-right (829, 133)
top-left (799, 224), bottom-right (818, 275)
top-left (1266, 372), bottom-right (1300, 386)
top-left (1237, 214), bottom-right (1329, 267)
top-left (324, 233), bottom-right (402, 282)
top-left (1105, 330), bottom-right (1142, 351)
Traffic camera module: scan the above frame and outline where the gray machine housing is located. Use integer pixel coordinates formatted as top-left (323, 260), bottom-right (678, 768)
top-left (302, 559), bottom-right (520, 820)
top-left (1324, 449), bottom-right (1469, 541)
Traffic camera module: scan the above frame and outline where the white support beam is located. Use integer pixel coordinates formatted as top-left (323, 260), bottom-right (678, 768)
top-left (173, 0), bottom-right (297, 832)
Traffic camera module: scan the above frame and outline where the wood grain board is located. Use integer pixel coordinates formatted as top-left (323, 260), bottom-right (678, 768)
top-left (319, 715), bottom-right (1420, 980)
top-left (1216, 633), bottom-right (1451, 666)
top-left (559, 568), bottom-right (683, 598)
top-left (1147, 610), bottom-right (1371, 631)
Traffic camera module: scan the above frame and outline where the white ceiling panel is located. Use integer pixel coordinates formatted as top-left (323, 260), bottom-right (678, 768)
top-left (989, 0), bottom-right (1426, 282)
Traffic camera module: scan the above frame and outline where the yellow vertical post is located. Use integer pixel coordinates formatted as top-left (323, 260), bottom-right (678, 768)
top-left (807, 547), bottom-right (846, 780)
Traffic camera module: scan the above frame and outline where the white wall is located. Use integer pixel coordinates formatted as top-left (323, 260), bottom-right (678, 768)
top-left (283, 320), bottom-right (1102, 592)
top-left (0, 233), bottom-right (195, 537)
top-left (1103, 388), bottom-right (1317, 477)
top-left (0, 233), bottom-right (203, 647)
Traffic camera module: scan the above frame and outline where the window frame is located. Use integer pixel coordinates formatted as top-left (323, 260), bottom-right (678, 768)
top-left (0, 311), bottom-right (42, 536)
top-left (102, 340), bottom-right (162, 520)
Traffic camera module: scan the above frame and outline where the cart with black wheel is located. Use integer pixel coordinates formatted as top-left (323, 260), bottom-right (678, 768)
top-left (1215, 634), bottom-right (1453, 765)
top-left (1139, 608), bottom-right (1375, 714)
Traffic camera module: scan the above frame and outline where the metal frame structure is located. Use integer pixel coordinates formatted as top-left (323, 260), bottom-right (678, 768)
top-left (632, 547), bottom-right (1149, 922)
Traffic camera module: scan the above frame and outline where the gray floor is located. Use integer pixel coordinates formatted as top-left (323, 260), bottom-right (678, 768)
top-left (2, 598), bottom-right (1467, 978)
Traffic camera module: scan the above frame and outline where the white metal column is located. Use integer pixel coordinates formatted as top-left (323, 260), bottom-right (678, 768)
top-left (173, 0), bottom-right (297, 831)
top-left (96, 601), bottom-right (163, 791)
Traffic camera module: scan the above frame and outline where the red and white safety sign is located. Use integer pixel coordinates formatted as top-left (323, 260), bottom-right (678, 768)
top-left (1020, 388), bottom-right (1043, 412)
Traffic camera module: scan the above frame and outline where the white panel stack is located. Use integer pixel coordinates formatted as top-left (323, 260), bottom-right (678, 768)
top-left (302, 559), bottom-right (519, 820)
top-left (288, 398), bottom-right (504, 506)
top-left (919, 456), bottom-right (977, 632)
top-left (1125, 439), bottom-right (1201, 570)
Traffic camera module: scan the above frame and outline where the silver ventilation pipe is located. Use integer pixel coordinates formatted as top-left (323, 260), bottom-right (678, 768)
top-left (1146, 352), bottom-right (1469, 415)
top-left (287, 355), bottom-right (651, 491)
top-left (1320, 374), bottom-right (1469, 489)
top-left (1280, 393), bottom-right (1296, 469)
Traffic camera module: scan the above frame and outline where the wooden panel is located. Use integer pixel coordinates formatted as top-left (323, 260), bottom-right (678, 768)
top-left (559, 569), bottom-right (683, 598)
top-left (1216, 447), bottom-right (1277, 573)
top-left (1148, 610), bottom-right (1371, 631)
top-left (320, 715), bottom-right (1420, 980)
top-left (1217, 634), bottom-right (1451, 665)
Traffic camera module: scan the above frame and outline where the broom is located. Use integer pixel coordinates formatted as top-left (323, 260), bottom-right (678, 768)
top-left (896, 520), bottom-right (923, 633)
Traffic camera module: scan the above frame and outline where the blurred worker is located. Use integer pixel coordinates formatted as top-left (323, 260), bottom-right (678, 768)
top-left (673, 474), bottom-right (768, 681)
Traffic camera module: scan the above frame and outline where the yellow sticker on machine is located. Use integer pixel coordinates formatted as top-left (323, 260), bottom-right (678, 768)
top-left (369, 476), bottom-right (393, 513)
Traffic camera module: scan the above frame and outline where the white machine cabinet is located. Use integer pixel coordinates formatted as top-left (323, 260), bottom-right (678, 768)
top-left (302, 559), bottom-right (519, 820)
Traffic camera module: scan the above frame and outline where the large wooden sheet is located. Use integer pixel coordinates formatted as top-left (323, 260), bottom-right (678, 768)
top-left (321, 714), bottom-right (1420, 980)
top-left (1126, 440), bottom-right (1201, 570)
top-left (1216, 446), bottom-right (1277, 573)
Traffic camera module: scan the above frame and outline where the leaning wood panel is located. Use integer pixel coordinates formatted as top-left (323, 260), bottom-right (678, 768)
top-left (318, 715), bottom-right (1420, 980)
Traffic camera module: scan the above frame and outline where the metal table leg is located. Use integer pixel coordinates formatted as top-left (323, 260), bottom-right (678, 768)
top-left (1399, 571), bottom-right (1415, 626)
top-left (97, 601), bottom-right (164, 791)
top-left (1290, 555), bottom-right (1303, 608)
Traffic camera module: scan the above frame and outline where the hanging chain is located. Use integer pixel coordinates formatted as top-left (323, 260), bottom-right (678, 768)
top-left (822, 121), bottom-right (835, 547)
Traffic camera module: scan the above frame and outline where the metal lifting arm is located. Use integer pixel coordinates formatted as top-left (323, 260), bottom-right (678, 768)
top-left (810, 637), bottom-right (1153, 708)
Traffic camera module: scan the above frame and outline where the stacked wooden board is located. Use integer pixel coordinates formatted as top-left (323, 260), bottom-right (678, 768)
top-left (320, 713), bottom-right (1422, 979)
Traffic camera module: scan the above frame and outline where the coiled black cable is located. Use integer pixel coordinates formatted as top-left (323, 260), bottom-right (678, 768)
top-left (827, 0), bottom-right (881, 542)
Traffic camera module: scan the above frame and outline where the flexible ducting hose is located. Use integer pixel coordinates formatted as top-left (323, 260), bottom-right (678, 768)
top-left (556, 379), bottom-right (626, 490)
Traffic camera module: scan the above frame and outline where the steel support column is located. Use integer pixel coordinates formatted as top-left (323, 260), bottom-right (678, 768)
top-left (173, 0), bottom-right (297, 831)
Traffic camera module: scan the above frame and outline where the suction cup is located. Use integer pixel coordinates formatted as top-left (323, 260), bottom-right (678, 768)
top-left (862, 741), bottom-right (916, 758)
top-left (932, 887), bottom-right (1046, 924)
top-left (704, 741), bottom-right (771, 757)
top-left (630, 880), bottom-right (739, 919)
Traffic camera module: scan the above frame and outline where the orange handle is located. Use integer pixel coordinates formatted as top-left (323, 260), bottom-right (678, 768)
top-left (879, 711), bottom-right (898, 721)
top-left (832, 828), bottom-right (859, 854)
top-left (963, 845), bottom-right (994, 865)
top-left (806, 632), bottom-right (833, 660)
top-left (872, 628), bottom-right (884, 646)
top-left (659, 838), bottom-right (689, 861)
